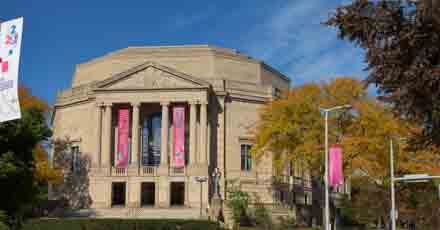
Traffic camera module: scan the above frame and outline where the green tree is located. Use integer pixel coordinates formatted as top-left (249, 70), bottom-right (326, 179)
top-left (326, 0), bottom-right (440, 146)
top-left (251, 78), bottom-right (410, 176)
top-left (0, 86), bottom-right (52, 221)
top-left (251, 77), bottom-right (440, 228)
top-left (226, 180), bottom-right (251, 229)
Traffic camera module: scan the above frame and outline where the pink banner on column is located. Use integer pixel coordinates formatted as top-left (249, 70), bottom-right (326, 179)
top-left (329, 144), bottom-right (344, 187)
top-left (173, 106), bottom-right (185, 168)
top-left (116, 107), bottom-right (130, 168)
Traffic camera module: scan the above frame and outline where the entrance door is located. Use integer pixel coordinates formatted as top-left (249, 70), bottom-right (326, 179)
top-left (170, 182), bottom-right (185, 206)
top-left (111, 182), bottom-right (126, 207)
top-left (141, 113), bottom-right (161, 166)
top-left (141, 182), bottom-right (155, 206)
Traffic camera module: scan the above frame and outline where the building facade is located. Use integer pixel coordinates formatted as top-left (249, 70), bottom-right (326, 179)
top-left (52, 45), bottom-right (313, 220)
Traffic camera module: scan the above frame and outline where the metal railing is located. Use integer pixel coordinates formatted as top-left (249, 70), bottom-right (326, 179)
top-left (109, 165), bottom-right (188, 176)
top-left (111, 167), bottom-right (127, 176)
top-left (141, 166), bottom-right (156, 176)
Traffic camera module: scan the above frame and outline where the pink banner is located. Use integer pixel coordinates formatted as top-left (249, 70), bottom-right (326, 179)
top-left (173, 106), bottom-right (185, 168)
top-left (116, 108), bottom-right (130, 168)
top-left (329, 144), bottom-right (344, 188)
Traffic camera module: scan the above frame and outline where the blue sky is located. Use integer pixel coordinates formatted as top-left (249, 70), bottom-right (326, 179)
top-left (1, 0), bottom-right (366, 105)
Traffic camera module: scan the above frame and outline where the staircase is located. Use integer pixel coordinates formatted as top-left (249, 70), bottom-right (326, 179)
top-left (70, 207), bottom-right (203, 219)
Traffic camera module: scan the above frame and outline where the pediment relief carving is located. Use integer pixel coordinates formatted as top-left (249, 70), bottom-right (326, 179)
top-left (97, 62), bottom-right (209, 90)
top-left (105, 66), bottom-right (195, 89)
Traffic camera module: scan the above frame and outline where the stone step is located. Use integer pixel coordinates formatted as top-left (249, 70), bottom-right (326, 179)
top-left (71, 207), bottom-right (203, 219)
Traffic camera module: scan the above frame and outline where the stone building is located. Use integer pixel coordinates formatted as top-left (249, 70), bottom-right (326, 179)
top-left (51, 45), bottom-right (313, 221)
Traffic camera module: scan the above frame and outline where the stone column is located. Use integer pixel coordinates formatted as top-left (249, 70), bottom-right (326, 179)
top-left (131, 102), bottom-right (140, 168)
top-left (169, 119), bottom-right (175, 167)
top-left (95, 103), bottom-right (103, 168)
top-left (189, 101), bottom-right (197, 165)
top-left (160, 101), bottom-right (169, 166)
top-left (199, 102), bottom-right (208, 164)
top-left (218, 98), bottom-right (226, 197)
top-left (101, 103), bottom-right (112, 170)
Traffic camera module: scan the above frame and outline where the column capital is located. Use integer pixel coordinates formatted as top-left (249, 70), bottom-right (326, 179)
top-left (188, 100), bottom-right (198, 105)
top-left (95, 102), bottom-right (104, 108)
top-left (160, 101), bottom-right (170, 106)
top-left (102, 102), bottom-right (113, 107)
top-left (131, 102), bottom-right (141, 107)
top-left (199, 101), bottom-right (208, 105)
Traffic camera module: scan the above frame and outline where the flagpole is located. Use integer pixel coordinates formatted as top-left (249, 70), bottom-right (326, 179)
top-left (321, 104), bottom-right (351, 230)
top-left (390, 139), bottom-right (396, 230)
top-left (324, 110), bottom-right (330, 230)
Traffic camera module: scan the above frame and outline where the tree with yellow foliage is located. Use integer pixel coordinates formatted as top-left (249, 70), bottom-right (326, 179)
top-left (251, 77), bottom-right (440, 228)
top-left (18, 86), bottom-right (63, 186)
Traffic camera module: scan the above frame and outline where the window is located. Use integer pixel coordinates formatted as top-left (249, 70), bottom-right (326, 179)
top-left (241, 144), bottom-right (252, 171)
top-left (273, 87), bottom-right (281, 98)
top-left (71, 146), bottom-right (80, 172)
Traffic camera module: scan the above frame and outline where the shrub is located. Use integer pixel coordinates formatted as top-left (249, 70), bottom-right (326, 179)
top-left (226, 180), bottom-right (250, 227)
top-left (252, 202), bottom-right (271, 230)
top-left (0, 211), bottom-right (8, 230)
top-left (21, 219), bottom-right (220, 230)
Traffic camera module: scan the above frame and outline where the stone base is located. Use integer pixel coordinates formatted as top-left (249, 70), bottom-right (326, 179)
top-left (209, 196), bottom-right (223, 221)
top-left (157, 165), bottom-right (169, 176)
top-left (127, 165), bottom-right (139, 175)
top-left (73, 207), bottom-right (201, 219)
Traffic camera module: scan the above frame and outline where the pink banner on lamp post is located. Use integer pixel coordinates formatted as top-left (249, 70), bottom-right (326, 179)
top-left (329, 144), bottom-right (344, 188)
top-left (116, 107), bottom-right (130, 168)
top-left (173, 106), bottom-right (185, 168)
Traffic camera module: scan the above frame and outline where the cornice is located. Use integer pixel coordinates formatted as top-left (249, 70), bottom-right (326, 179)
top-left (77, 45), bottom-right (214, 68)
top-left (261, 62), bottom-right (290, 83)
top-left (54, 97), bottom-right (94, 109)
top-left (74, 45), bottom-right (286, 77)
top-left (228, 93), bottom-right (270, 104)
top-left (93, 87), bottom-right (209, 93)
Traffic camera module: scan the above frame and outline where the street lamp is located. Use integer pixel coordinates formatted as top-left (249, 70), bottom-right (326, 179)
top-left (389, 138), bottom-right (440, 230)
top-left (195, 176), bottom-right (208, 218)
top-left (320, 104), bottom-right (352, 230)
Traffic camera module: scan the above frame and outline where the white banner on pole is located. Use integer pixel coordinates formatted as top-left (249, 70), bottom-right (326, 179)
top-left (0, 17), bottom-right (23, 123)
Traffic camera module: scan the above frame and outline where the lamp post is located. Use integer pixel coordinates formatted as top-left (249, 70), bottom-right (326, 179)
top-left (320, 104), bottom-right (351, 230)
top-left (195, 176), bottom-right (208, 218)
top-left (389, 138), bottom-right (440, 230)
top-left (390, 139), bottom-right (397, 230)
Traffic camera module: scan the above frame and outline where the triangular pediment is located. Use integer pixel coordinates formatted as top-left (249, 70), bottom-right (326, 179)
top-left (96, 62), bottom-right (210, 90)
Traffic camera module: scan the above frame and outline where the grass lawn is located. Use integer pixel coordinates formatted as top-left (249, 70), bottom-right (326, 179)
top-left (21, 218), bottom-right (220, 230)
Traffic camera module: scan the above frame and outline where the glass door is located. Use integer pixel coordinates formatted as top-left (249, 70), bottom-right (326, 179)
top-left (141, 113), bottom-right (162, 166)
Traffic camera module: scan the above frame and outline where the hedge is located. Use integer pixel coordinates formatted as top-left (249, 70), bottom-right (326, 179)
top-left (21, 219), bottom-right (220, 230)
